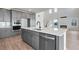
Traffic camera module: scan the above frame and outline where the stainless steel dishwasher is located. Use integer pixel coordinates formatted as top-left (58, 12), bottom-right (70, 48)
top-left (39, 33), bottom-right (56, 50)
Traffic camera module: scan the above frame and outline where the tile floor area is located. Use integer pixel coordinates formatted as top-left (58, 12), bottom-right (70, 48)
top-left (0, 35), bottom-right (33, 50)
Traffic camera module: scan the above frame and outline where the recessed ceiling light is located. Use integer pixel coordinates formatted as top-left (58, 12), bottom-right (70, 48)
top-left (28, 9), bottom-right (32, 11)
top-left (54, 8), bottom-right (58, 13)
top-left (49, 9), bottom-right (52, 14)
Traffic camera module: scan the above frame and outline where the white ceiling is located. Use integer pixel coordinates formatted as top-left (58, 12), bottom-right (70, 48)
top-left (11, 8), bottom-right (50, 13)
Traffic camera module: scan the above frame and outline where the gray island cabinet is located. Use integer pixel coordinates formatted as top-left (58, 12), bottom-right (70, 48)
top-left (21, 28), bottom-right (65, 50)
top-left (21, 29), bottom-right (39, 49)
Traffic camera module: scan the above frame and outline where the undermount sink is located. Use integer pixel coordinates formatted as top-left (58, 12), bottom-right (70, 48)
top-left (34, 28), bottom-right (42, 30)
top-left (32, 27), bottom-right (42, 30)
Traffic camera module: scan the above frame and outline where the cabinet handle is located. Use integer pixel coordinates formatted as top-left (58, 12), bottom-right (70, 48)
top-left (40, 36), bottom-right (55, 40)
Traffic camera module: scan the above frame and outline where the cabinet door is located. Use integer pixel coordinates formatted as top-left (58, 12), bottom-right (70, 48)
top-left (27, 14), bottom-right (30, 18)
top-left (0, 9), bottom-right (4, 22)
top-left (32, 31), bottom-right (39, 49)
top-left (17, 11), bottom-right (22, 20)
top-left (0, 28), bottom-right (9, 38)
top-left (0, 28), bottom-right (3, 38)
top-left (27, 30), bottom-right (32, 46)
top-left (21, 29), bottom-right (32, 46)
top-left (39, 36), bottom-right (45, 50)
top-left (21, 29), bottom-right (28, 42)
top-left (12, 10), bottom-right (17, 18)
top-left (21, 12), bottom-right (27, 19)
top-left (12, 10), bottom-right (17, 22)
top-left (3, 9), bottom-right (10, 22)
top-left (2, 28), bottom-right (12, 38)
top-left (12, 10), bottom-right (22, 21)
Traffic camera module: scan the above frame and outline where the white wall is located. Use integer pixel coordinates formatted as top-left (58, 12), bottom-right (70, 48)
top-left (42, 8), bottom-right (79, 30)
top-left (57, 8), bottom-right (79, 30)
top-left (44, 9), bottom-right (54, 27)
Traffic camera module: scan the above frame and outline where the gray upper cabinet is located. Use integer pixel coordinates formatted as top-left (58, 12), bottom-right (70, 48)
top-left (0, 9), bottom-right (10, 22)
top-left (0, 9), bottom-right (4, 22)
top-left (17, 11), bottom-right (22, 20)
top-left (12, 10), bottom-right (17, 18)
top-left (27, 14), bottom-right (31, 18)
top-left (21, 12), bottom-right (27, 19)
top-left (12, 10), bottom-right (22, 21)
top-left (3, 9), bottom-right (10, 22)
top-left (21, 12), bottom-right (34, 19)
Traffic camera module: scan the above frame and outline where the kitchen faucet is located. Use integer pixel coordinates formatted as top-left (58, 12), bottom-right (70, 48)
top-left (37, 21), bottom-right (41, 29)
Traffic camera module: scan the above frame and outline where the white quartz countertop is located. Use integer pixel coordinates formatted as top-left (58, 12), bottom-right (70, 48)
top-left (21, 27), bottom-right (67, 36)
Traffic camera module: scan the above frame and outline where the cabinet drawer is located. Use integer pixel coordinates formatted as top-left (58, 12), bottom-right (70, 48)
top-left (39, 33), bottom-right (56, 38)
top-left (40, 35), bottom-right (55, 40)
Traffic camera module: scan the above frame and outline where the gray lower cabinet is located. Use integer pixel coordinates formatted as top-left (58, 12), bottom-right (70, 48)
top-left (0, 28), bottom-right (20, 39)
top-left (21, 29), bottom-right (27, 41)
top-left (31, 31), bottom-right (39, 50)
top-left (27, 30), bottom-right (32, 46)
top-left (21, 29), bottom-right (32, 46)
top-left (21, 29), bottom-right (39, 49)
top-left (0, 28), bottom-right (11, 38)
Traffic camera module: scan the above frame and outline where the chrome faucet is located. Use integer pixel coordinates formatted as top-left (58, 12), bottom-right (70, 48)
top-left (37, 21), bottom-right (41, 29)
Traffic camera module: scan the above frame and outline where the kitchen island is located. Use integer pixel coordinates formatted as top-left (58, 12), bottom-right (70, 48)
top-left (21, 27), bottom-right (67, 50)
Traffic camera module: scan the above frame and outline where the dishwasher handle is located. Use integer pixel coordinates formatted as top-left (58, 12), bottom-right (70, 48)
top-left (40, 35), bottom-right (55, 40)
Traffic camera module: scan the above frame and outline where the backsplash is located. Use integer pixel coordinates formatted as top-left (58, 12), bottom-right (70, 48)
top-left (0, 22), bottom-right (11, 28)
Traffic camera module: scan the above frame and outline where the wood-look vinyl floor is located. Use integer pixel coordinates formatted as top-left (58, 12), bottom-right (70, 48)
top-left (66, 31), bottom-right (79, 50)
top-left (0, 35), bottom-right (33, 50)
